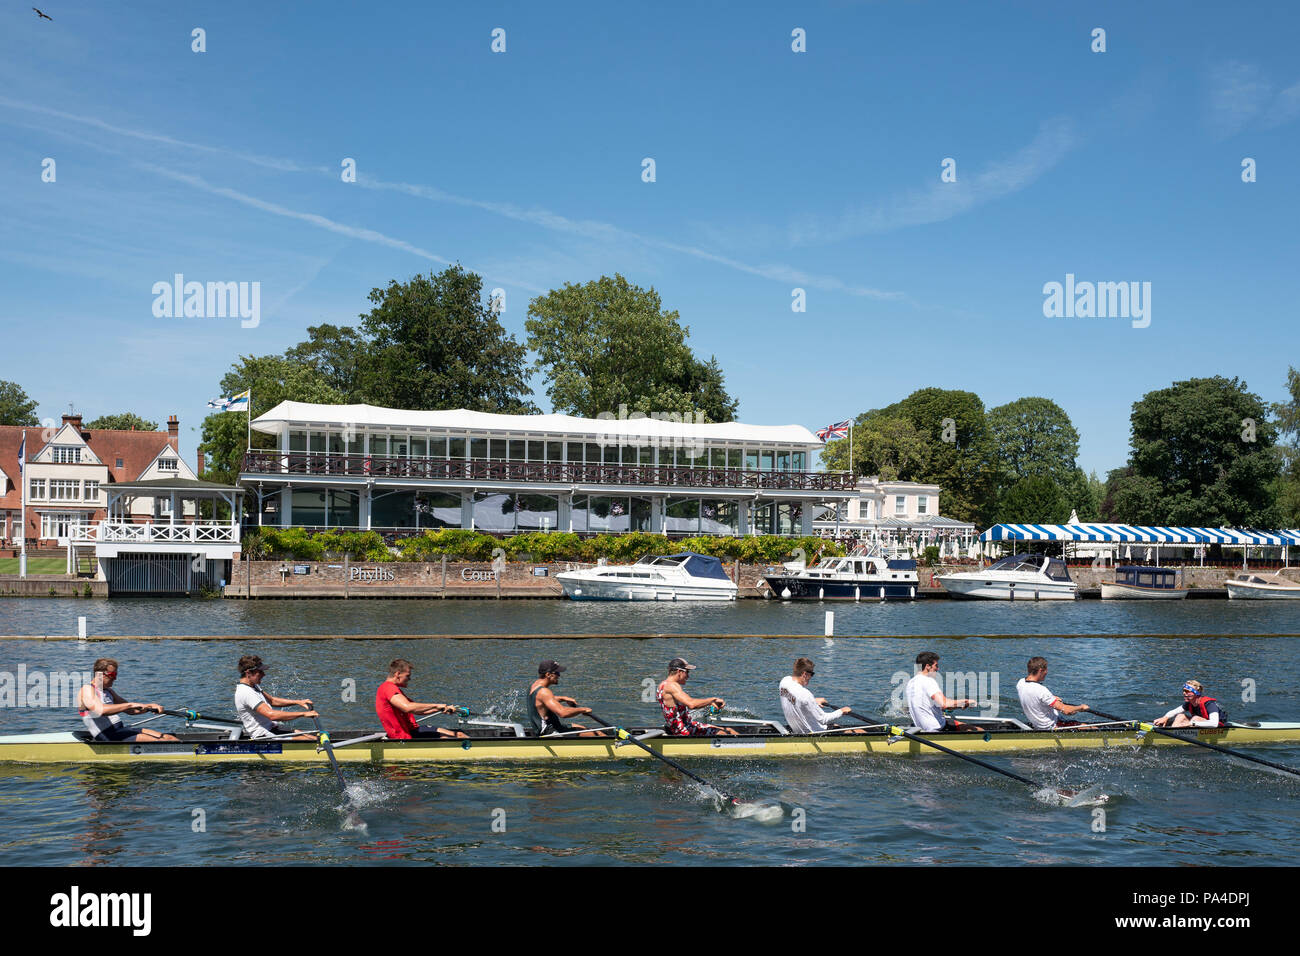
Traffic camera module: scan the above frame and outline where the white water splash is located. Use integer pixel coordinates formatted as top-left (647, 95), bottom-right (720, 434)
top-left (1033, 783), bottom-right (1110, 808)
top-left (728, 800), bottom-right (786, 823)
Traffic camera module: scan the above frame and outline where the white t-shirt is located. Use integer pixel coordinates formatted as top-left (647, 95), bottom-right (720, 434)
top-left (779, 675), bottom-right (844, 733)
top-left (905, 673), bottom-right (946, 731)
top-left (1017, 678), bottom-right (1061, 730)
top-left (235, 683), bottom-right (279, 738)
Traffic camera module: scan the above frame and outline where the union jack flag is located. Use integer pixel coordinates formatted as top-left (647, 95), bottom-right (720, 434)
top-left (816, 420), bottom-right (851, 442)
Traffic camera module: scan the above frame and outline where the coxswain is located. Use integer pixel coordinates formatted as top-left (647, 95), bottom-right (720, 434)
top-left (234, 654), bottom-right (319, 740)
top-left (528, 660), bottom-right (607, 737)
top-left (1016, 656), bottom-right (1090, 730)
top-left (904, 651), bottom-right (982, 732)
top-left (375, 659), bottom-right (467, 739)
top-left (77, 658), bottom-right (178, 742)
top-left (657, 657), bottom-right (737, 737)
top-left (1153, 680), bottom-right (1227, 728)
top-left (778, 657), bottom-right (863, 733)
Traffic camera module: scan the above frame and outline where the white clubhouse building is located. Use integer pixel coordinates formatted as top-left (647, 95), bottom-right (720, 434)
top-left (814, 478), bottom-right (978, 556)
top-left (239, 402), bottom-right (856, 536)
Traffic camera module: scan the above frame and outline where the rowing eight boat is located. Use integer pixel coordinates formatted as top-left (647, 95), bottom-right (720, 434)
top-left (3, 718), bottom-right (1299, 764)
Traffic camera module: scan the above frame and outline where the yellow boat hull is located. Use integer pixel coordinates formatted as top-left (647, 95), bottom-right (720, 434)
top-left (2, 724), bottom-right (1298, 765)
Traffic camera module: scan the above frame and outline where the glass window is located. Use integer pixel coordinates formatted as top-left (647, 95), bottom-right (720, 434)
top-left (489, 439), bottom-right (507, 461)
top-left (588, 496), bottom-right (630, 533)
top-left (52, 445), bottom-right (81, 463)
top-left (527, 440), bottom-right (545, 462)
top-left (745, 449), bottom-right (759, 470)
top-left (570, 495), bottom-right (589, 532)
top-left (410, 438), bottom-right (427, 458)
top-left (631, 497), bottom-right (652, 532)
top-left (289, 431), bottom-right (307, 452)
top-left (639, 446), bottom-right (655, 465)
top-left (157, 458), bottom-right (178, 471)
top-left (776, 450), bottom-right (791, 471)
top-left (760, 450), bottom-right (774, 471)
top-left (83, 480), bottom-right (99, 501)
top-left (700, 498), bottom-right (738, 534)
top-left (547, 441), bottom-right (564, 463)
top-left (917, 496), bottom-right (928, 515)
top-left (415, 492), bottom-right (461, 529)
top-left (30, 479), bottom-right (45, 499)
top-left (727, 448), bottom-right (742, 469)
top-left (777, 502), bottom-right (801, 535)
top-left (473, 491), bottom-right (515, 532)
top-left (509, 440), bottom-right (526, 461)
top-left (291, 489), bottom-right (327, 526)
top-left (793, 451), bottom-right (806, 471)
top-left (449, 437), bottom-right (466, 459)
top-left (665, 498), bottom-right (700, 534)
top-left (371, 435), bottom-right (389, 457)
top-left (710, 448), bottom-right (727, 468)
top-left (309, 432), bottom-right (327, 453)
top-left (750, 501), bottom-right (773, 534)
top-left (622, 445), bottom-right (637, 466)
top-left (584, 443), bottom-right (601, 465)
top-left (370, 491), bottom-right (416, 528)
top-left (515, 494), bottom-right (559, 531)
top-left (390, 436), bottom-right (408, 458)
top-left (51, 480), bottom-right (79, 500)
top-left (895, 496), bottom-right (906, 516)
top-left (470, 438), bottom-right (487, 460)
top-left (327, 490), bottom-right (360, 528)
top-left (603, 443), bottom-right (620, 464)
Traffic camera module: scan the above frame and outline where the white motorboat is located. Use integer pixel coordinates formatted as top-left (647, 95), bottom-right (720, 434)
top-left (556, 552), bottom-right (738, 601)
top-left (1225, 572), bottom-right (1300, 600)
top-left (1100, 565), bottom-right (1189, 600)
top-left (937, 553), bottom-right (1077, 601)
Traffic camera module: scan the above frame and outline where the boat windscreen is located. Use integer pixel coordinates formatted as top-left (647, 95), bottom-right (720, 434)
top-left (679, 553), bottom-right (731, 581)
top-left (986, 554), bottom-right (1035, 572)
top-left (1043, 558), bottom-right (1072, 581)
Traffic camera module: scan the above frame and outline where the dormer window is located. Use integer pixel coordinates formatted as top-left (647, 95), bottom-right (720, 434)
top-left (52, 446), bottom-right (81, 463)
top-left (158, 458), bottom-right (178, 471)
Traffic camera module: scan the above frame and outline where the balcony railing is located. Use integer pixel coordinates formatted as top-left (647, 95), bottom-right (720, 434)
top-left (71, 521), bottom-right (241, 545)
top-left (241, 451), bottom-right (855, 492)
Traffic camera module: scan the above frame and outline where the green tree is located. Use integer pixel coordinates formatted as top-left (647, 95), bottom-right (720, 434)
top-left (986, 397), bottom-right (1080, 482)
top-left (85, 413), bottom-right (160, 431)
top-left (1110, 376), bottom-right (1279, 526)
top-left (284, 323), bottom-right (368, 401)
top-left (1272, 366), bottom-right (1300, 525)
top-left (821, 414), bottom-right (931, 480)
top-left (200, 355), bottom-right (344, 484)
top-left (998, 476), bottom-right (1070, 525)
top-left (892, 388), bottom-right (995, 524)
top-left (0, 381), bottom-right (38, 426)
top-left (360, 265), bottom-right (536, 413)
top-left (525, 274), bottom-right (737, 421)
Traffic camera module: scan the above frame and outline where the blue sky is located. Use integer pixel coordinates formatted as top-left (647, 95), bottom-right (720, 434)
top-left (2, 1), bottom-right (1298, 477)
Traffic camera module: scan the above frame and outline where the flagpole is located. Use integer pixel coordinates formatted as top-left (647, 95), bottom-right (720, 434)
top-left (246, 390), bottom-right (251, 453)
top-left (18, 428), bottom-right (27, 579)
top-left (848, 421), bottom-right (853, 479)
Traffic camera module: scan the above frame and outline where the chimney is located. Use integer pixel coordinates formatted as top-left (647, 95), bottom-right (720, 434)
top-left (167, 415), bottom-right (179, 450)
top-left (196, 448), bottom-right (204, 477)
top-left (62, 413), bottom-right (83, 428)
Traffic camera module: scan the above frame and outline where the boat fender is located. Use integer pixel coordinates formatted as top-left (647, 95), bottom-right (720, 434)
top-left (781, 587), bottom-right (792, 600)
top-left (462, 740), bottom-right (472, 750)
top-left (983, 732), bottom-right (991, 742)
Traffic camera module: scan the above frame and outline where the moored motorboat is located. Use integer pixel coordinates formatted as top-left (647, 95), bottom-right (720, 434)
top-left (1101, 565), bottom-right (1189, 600)
top-left (937, 553), bottom-right (1077, 600)
top-left (1225, 572), bottom-right (1300, 600)
top-left (556, 552), bottom-right (737, 601)
top-left (762, 546), bottom-right (919, 601)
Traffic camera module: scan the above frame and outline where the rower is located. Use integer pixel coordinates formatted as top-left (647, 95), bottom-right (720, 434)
top-left (904, 651), bottom-right (981, 732)
top-left (234, 655), bottom-right (319, 740)
top-left (657, 657), bottom-right (737, 737)
top-left (77, 658), bottom-right (178, 743)
top-left (528, 660), bottom-right (607, 737)
top-left (1154, 680), bottom-right (1227, 728)
top-left (1016, 656), bottom-right (1090, 730)
top-left (778, 657), bottom-right (863, 734)
top-left (376, 659), bottom-right (467, 739)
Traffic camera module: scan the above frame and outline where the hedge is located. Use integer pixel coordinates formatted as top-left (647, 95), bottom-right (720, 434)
top-left (242, 527), bottom-right (844, 564)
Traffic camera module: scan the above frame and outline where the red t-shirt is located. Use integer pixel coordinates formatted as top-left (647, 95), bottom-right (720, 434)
top-left (376, 680), bottom-right (419, 739)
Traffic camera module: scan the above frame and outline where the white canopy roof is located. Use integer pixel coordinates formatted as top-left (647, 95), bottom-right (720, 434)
top-left (251, 401), bottom-right (824, 447)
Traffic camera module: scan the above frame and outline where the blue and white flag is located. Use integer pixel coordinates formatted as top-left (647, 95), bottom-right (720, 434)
top-left (16, 434), bottom-right (24, 477)
top-left (207, 390), bottom-right (250, 413)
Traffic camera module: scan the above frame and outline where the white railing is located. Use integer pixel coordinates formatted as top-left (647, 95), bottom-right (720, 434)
top-left (71, 521), bottom-right (241, 545)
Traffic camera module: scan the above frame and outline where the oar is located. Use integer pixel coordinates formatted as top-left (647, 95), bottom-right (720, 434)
top-left (841, 709), bottom-right (1074, 797)
top-left (310, 715), bottom-right (350, 793)
top-left (1089, 708), bottom-right (1300, 779)
top-left (163, 708), bottom-right (242, 726)
top-left (585, 711), bottom-right (740, 806)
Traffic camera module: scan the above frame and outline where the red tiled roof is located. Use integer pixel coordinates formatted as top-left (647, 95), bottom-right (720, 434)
top-left (0, 423), bottom-right (181, 511)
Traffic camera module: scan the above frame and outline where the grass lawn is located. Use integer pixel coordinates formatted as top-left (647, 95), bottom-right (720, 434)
top-left (0, 557), bottom-right (69, 574)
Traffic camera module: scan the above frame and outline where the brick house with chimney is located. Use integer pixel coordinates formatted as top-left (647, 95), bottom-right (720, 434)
top-left (0, 413), bottom-right (198, 550)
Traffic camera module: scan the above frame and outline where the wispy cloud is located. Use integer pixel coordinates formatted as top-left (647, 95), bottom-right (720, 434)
top-left (1, 98), bottom-right (904, 301)
top-left (789, 117), bottom-right (1079, 244)
top-left (1206, 61), bottom-right (1300, 137)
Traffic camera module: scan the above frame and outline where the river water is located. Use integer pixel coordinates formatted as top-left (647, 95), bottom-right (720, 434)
top-left (0, 597), bottom-right (1296, 866)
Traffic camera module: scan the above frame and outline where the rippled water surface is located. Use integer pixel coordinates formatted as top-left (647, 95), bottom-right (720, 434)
top-left (0, 597), bottom-right (1296, 865)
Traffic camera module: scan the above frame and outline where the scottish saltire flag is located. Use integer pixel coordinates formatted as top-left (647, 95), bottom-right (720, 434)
top-left (816, 420), bottom-right (851, 442)
top-left (207, 390), bottom-right (250, 412)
